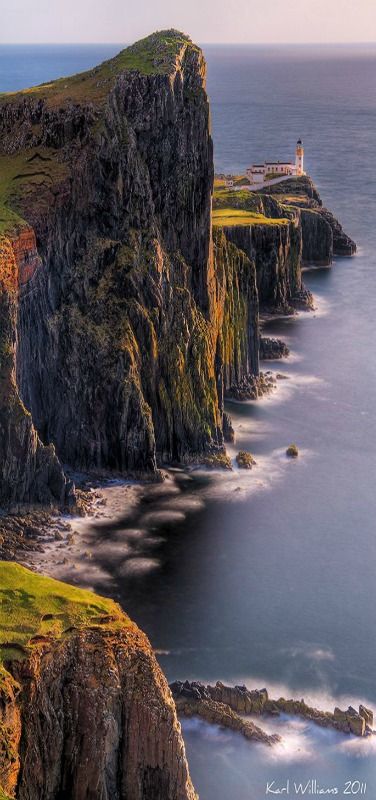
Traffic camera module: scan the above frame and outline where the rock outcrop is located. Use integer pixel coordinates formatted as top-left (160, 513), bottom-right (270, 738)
top-left (171, 680), bottom-right (374, 739)
top-left (0, 563), bottom-right (197, 800)
top-left (260, 336), bottom-right (289, 360)
top-left (260, 176), bottom-right (356, 262)
top-left (170, 681), bottom-right (280, 746)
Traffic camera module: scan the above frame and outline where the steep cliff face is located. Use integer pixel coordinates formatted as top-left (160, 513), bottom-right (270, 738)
top-left (260, 176), bottom-right (356, 261)
top-left (300, 208), bottom-right (333, 266)
top-left (0, 30), bottom-right (226, 478)
top-left (213, 228), bottom-right (259, 396)
top-left (0, 232), bottom-right (70, 507)
top-left (223, 219), bottom-right (302, 311)
top-left (0, 563), bottom-right (197, 800)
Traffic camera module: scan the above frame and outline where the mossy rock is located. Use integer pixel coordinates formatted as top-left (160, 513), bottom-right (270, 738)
top-left (286, 444), bottom-right (299, 458)
top-left (202, 453), bottom-right (232, 470)
top-left (236, 451), bottom-right (256, 469)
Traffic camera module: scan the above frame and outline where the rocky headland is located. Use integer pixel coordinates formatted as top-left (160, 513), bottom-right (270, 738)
top-left (0, 31), bottom-right (355, 506)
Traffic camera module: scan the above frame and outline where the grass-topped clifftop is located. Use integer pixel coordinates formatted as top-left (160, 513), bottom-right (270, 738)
top-left (213, 183), bottom-right (291, 229)
top-left (0, 562), bottom-right (129, 671)
top-left (0, 30), bottom-right (197, 109)
top-left (0, 30), bottom-right (200, 238)
top-left (213, 208), bottom-right (290, 228)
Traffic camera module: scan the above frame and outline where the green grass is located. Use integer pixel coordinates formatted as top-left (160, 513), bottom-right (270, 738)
top-left (0, 30), bottom-right (195, 109)
top-left (213, 188), bottom-right (264, 213)
top-left (212, 208), bottom-right (289, 228)
top-left (0, 562), bottom-right (128, 669)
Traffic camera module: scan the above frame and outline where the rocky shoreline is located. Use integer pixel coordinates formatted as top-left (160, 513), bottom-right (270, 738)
top-left (171, 681), bottom-right (375, 742)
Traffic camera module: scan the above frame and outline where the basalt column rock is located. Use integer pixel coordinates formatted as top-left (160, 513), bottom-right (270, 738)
top-left (13, 628), bottom-right (198, 800)
top-left (213, 228), bottom-right (260, 395)
top-left (0, 232), bottom-right (70, 507)
top-left (223, 220), bottom-right (303, 312)
top-left (9, 32), bottom-right (224, 473)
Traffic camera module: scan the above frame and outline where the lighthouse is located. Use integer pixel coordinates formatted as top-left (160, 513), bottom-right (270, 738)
top-left (295, 139), bottom-right (304, 175)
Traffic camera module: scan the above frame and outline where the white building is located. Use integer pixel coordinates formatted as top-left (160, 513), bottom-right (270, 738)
top-left (246, 140), bottom-right (305, 186)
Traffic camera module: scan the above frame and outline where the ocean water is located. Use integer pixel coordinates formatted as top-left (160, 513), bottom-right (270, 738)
top-left (2, 43), bottom-right (376, 799)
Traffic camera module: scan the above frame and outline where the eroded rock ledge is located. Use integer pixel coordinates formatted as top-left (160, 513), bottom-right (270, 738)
top-left (170, 680), bottom-right (374, 740)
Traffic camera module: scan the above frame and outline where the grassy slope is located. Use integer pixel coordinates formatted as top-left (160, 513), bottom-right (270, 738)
top-left (0, 30), bottom-right (194, 237)
top-left (0, 562), bottom-right (129, 668)
top-left (0, 30), bottom-right (195, 109)
top-left (212, 207), bottom-right (289, 227)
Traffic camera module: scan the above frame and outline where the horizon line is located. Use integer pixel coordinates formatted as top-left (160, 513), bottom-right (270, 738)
top-left (1, 40), bottom-right (376, 47)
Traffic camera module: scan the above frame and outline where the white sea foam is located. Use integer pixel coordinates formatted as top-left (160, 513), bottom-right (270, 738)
top-left (140, 509), bottom-right (186, 526)
top-left (119, 557), bottom-right (161, 575)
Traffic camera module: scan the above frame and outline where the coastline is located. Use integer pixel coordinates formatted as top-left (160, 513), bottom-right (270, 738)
top-left (2, 286), bottom-right (329, 587)
top-left (4, 283), bottom-right (373, 755)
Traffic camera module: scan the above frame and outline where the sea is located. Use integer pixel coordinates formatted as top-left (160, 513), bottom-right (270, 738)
top-left (1, 41), bottom-right (376, 800)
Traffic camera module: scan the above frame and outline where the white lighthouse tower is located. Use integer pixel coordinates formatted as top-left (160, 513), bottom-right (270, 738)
top-left (295, 139), bottom-right (304, 175)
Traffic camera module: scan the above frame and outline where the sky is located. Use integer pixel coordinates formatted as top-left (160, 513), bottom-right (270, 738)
top-left (1, 0), bottom-right (375, 44)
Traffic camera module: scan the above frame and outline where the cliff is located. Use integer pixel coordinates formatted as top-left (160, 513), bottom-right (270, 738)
top-left (0, 30), bottom-right (356, 505)
top-left (259, 176), bottom-right (356, 263)
top-left (212, 177), bottom-right (355, 317)
top-left (0, 30), bottom-right (227, 497)
top-left (222, 219), bottom-right (303, 311)
top-left (0, 231), bottom-right (70, 507)
top-left (0, 563), bottom-right (197, 800)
